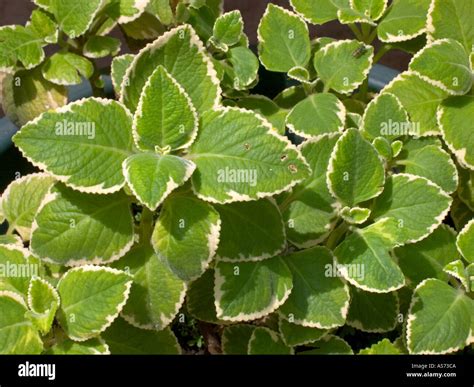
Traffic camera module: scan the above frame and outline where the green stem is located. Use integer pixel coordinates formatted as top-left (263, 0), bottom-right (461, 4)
top-left (373, 44), bottom-right (392, 64)
top-left (325, 221), bottom-right (349, 250)
top-left (6, 223), bottom-right (15, 235)
top-left (139, 207), bottom-right (154, 244)
top-left (302, 82), bottom-right (314, 96)
top-left (348, 24), bottom-right (364, 41)
top-left (360, 23), bottom-right (372, 42)
top-left (359, 78), bottom-right (369, 102)
top-left (367, 28), bottom-right (378, 44)
top-left (90, 64), bottom-right (106, 97)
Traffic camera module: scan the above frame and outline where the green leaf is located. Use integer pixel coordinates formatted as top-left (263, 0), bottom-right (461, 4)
top-left (111, 54), bottom-right (134, 99)
top-left (215, 199), bottom-right (285, 262)
top-left (337, 7), bottom-right (376, 26)
top-left (347, 286), bottom-right (399, 332)
top-left (340, 206), bottom-right (371, 224)
top-left (0, 245), bottom-right (39, 296)
top-left (334, 221), bottom-right (406, 292)
top-left (114, 245), bottom-right (186, 330)
top-left (409, 39), bottom-right (472, 96)
top-left (313, 40), bottom-right (374, 95)
top-left (407, 279), bottom-right (473, 354)
top-left (221, 324), bottom-right (256, 354)
top-left (427, 0), bottom-right (474, 52)
top-left (458, 167), bottom-right (474, 211)
top-left (57, 266), bottom-right (132, 341)
top-left (350, 0), bottom-right (387, 20)
top-left (391, 140), bottom-right (403, 158)
top-left (215, 256), bottom-right (293, 321)
top-left (290, 0), bottom-right (350, 25)
top-left (28, 9), bottom-right (58, 44)
top-left (26, 277), bottom-right (59, 334)
top-left (280, 134), bottom-right (339, 248)
top-left (373, 137), bottom-right (392, 160)
top-left (133, 66), bottom-right (198, 151)
top-left (33, 0), bottom-right (53, 12)
top-left (31, 184), bottom-right (134, 266)
top-left (120, 11), bottom-right (164, 40)
top-left (394, 225), bottom-right (459, 286)
top-left (457, 219), bottom-right (474, 263)
top-left (0, 291), bottom-right (43, 354)
top-left (230, 95), bottom-right (287, 135)
top-left (0, 26), bottom-right (45, 72)
top-left (107, 0), bottom-right (150, 24)
top-left (444, 260), bottom-right (470, 292)
top-left (278, 318), bottom-right (327, 347)
top-left (186, 269), bottom-right (225, 324)
top-left (274, 85), bottom-right (306, 109)
top-left (327, 128), bottom-right (385, 207)
top-left (102, 317), bottom-right (181, 354)
top-left (14, 98), bottom-right (134, 193)
top-left (257, 4), bottom-right (311, 73)
top-left (397, 144), bottom-right (458, 194)
top-left (439, 95), bottom-right (474, 170)
top-left (286, 93), bottom-right (346, 138)
top-left (299, 335), bottom-right (353, 354)
top-left (1, 67), bottom-right (67, 127)
top-left (152, 192), bottom-right (220, 282)
top-left (360, 93), bottom-right (410, 141)
top-left (212, 10), bottom-right (243, 47)
top-left (121, 25), bottom-right (221, 115)
top-left (248, 327), bottom-right (293, 355)
top-left (51, 0), bottom-right (103, 38)
top-left (46, 338), bottom-right (110, 354)
top-left (189, 107), bottom-right (310, 204)
top-left (148, 0), bottom-right (174, 25)
top-left (84, 36), bottom-right (121, 59)
top-left (0, 235), bottom-right (22, 247)
top-left (359, 338), bottom-right (401, 354)
top-left (226, 46), bottom-right (259, 90)
top-left (451, 197), bottom-right (473, 231)
top-left (377, 0), bottom-right (431, 42)
top-left (42, 52), bottom-right (94, 86)
top-left (382, 72), bottom-right (449, 136)
top-left (287, 66), bottom-right (312, 84)
top-left (0, 173), bottom-right (55, 241)
top-left (371, 174), bottom-right (453, 245)
top-left (123, 153), bottom-right (195, 210)
top-left (280, 247), bottom-right (349, 328)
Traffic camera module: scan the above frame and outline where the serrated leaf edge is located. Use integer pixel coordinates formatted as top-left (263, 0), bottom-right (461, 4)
top-left (58, 265), bottom-right (133, 342)
top-left (13, 97), bottom-right (134, 194)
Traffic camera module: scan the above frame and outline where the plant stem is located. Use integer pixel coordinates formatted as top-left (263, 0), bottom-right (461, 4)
top-left (90, 64), bottom-right (106, 97)
top-left (359, 78), bottom-right (369, 102)
top-left (373, 44), bottom-right (392, 64)
top-left (139, 207), bottom-right (154, 244)
top-left (6, 223), bottom-right (15, 235)
top-left (348, 24), bottom-right (364, 41)
top-left (325, 221), bottom-right (349, 250)
top-left (360, 23), bottom-right (371, 42)
top-left (302, 82), bottom-right (314, 96)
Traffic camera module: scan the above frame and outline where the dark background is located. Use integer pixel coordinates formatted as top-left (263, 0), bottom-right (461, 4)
top-left (0, 0), bottom-right (409, 70)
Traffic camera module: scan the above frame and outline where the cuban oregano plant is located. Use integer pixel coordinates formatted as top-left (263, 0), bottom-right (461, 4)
top-left (0, 0), bottom-right (473, 355)
top-left (0, 0), bottom-right (231, 128)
